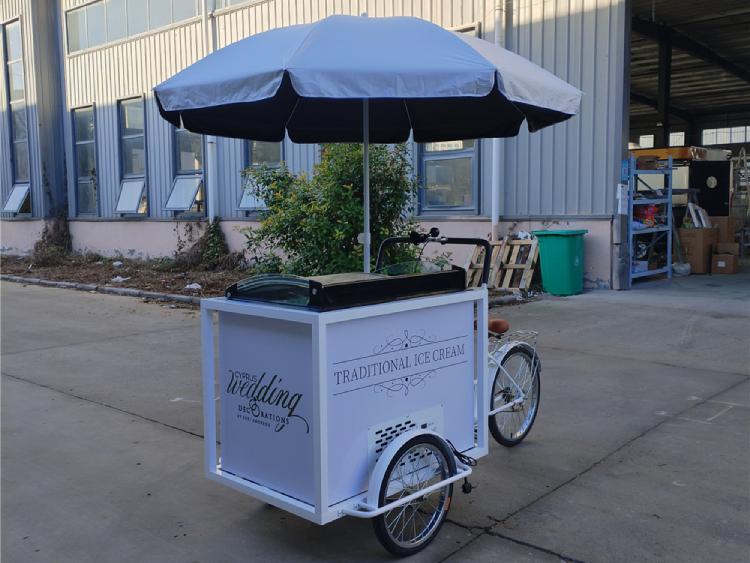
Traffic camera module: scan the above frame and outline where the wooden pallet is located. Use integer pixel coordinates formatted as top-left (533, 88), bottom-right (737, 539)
top-left (497, 238), bottom-right (539, 293)
top-left (466, 240), bottom-right (504, 288)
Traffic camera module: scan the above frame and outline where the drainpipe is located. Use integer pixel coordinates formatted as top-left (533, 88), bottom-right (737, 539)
top-left (202, 0), bottom-right (218, 223)
top-left (490, 0), bottom-right (507, 241)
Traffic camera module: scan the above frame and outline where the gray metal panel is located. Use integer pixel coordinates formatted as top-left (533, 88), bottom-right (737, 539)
top-left (501, 0), bottom-right (625, 218)
top-left (1, 0), bottom-right (50, 219)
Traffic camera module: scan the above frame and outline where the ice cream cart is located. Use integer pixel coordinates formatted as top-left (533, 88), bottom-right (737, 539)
top-left (201, 233), bottom-right (498, 556)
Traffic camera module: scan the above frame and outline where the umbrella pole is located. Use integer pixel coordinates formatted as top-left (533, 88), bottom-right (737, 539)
top-left (363, 99), bottom-right (371, 273)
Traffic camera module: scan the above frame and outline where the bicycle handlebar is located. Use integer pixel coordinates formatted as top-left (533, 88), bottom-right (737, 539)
top-left (375, 228), bottom-right (493, 286)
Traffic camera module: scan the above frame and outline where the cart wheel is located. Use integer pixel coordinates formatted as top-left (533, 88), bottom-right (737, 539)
top-left (373, 434), bottom-right (456, 557)
top-left (489, 345), bottom-right (541, 447)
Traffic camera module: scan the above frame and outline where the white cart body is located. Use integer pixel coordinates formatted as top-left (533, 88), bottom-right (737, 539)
top-left (201, 288), bottom-right (489, 524)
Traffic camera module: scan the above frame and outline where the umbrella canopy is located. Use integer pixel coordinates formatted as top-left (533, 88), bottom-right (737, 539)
top-left (154, 15), bottom-right (581, 143)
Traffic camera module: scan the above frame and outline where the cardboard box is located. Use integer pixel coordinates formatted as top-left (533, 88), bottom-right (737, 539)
top-left (709, 216), bottom-right (739, 243)
top-left (716, 242), bottom-right (739, 256)
top-left (711, 253), bottom-right (739, 274)
top-left (677, 227), bottom-right (718, 274)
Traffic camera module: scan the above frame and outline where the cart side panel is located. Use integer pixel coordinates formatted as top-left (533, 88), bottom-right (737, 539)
top-left (218, 312), bottom-right (315, 505)
top-left (324, 300), bottom-right (475, 506)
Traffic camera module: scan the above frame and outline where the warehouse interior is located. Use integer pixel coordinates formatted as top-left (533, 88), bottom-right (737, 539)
top-left (625, 0), bottom-right (749, 283)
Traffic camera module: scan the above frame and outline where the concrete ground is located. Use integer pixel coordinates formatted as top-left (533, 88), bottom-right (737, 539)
top-left (2, 272), bottom-right (748, 562)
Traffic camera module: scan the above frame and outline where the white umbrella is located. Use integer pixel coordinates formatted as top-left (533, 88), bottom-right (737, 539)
top-left (155, 15), bottom-right (582, 271)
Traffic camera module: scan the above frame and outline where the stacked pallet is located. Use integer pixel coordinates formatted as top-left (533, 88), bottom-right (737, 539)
top-left (466, 236), bottom-right (539, 294)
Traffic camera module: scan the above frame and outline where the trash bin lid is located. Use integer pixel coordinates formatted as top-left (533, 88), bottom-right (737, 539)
top-left (531, 229), bottom-right (588, 236)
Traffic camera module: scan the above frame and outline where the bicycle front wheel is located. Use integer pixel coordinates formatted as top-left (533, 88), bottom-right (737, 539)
top-left (489, 345), bottom-right (540, 447)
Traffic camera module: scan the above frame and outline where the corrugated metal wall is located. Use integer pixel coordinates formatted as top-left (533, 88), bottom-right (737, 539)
top-left (1, 0), bottom-right (50, 219)
top-left (55, 0), bottom-right (625, 221)
top-left (503, 0), bottom-right (625, 218)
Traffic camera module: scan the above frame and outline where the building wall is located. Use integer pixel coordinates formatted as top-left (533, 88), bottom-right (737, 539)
top-left (3, 0), bottom-right (629, 288)
top-left (502, 0), bottom-right (626, 219)
top-left (1, 0), bottom-right (65, 219)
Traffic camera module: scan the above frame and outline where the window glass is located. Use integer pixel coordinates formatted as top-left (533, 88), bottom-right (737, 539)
top-left (420, 139), bottom-right (476, 212)
top-left (86, 1), bottom-right (107, 48)
top-left (77, 180), bottom-right (97, 214)
top-left (715, 128), bottom-right (731, 144)
top-left (668, 131), bottom-right (684, 147)
top-left (149, 0), bottom-right (172, 30)
top-left (425, 140), bottom-right (474, 152)
top-left (120, 99), bottom-right (144, 135)
top-left (8, 61), bottom-right (24, 101)
top-left (12, 142), bottom-right (29, 183)
top-left (2, 184), bottom-right (30, 213)
top-left (730, 126), bottom-right (746, 144)
top-left (11, 105), bottom-right (27, 140)
top-left (74, 107), bottom-right (97, 214)
top-left (5, 21), bottom-right (22, 61)
top-left (116, 179), bottom-right (146, 213)
top-left (122, 137), bottom-right (146, 176)
top-left (66, 8), bottom-right (87, 52)
top-left (638, 134), bottom-right (654, 148)
top-left (74, 107), bottom-right (95, 142)
top-left (175, 128), bottom-right (203, 173)
top-left (249, 141), bottom-right (282, 166)
top-left (106, 0), bottom-right (128, 41)
top-left (76, 142), bottom-right (96, 178)
top-left (702, 129), bottom-right (717, 145)
top-left (127, 0), bottom-right (149, 35)
top-left (172, 0), bottom-right (197, 21)
top-left (166, 177), bottom-right (203, 210)
top-left (424, 158), bottom-right (473, 207)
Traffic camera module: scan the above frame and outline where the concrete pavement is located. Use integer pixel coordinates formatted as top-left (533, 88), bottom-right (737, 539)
top-left (2, 275), bottom-right (748, 562)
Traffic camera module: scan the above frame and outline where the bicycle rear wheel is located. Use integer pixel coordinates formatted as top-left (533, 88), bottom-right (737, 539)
top-left (489, 345), bottom-right (540, 447)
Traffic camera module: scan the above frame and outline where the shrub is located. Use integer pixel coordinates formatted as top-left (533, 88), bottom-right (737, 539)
top-left (242, 143), bottom-right (419, 276)
top-left (171, 218), bottom-right (245, 271)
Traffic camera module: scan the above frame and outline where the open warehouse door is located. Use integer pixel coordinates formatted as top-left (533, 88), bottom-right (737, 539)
top-left (624, 0), bottom-right (750, 285)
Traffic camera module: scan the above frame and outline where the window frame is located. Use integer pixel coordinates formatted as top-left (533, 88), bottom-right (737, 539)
top-left (238, 139), bottom-right (285, 212)
top-left (116, 96), bottom-right (148, 216)
top-left (72, 104), bottom-right (99, 216)
top-left (418, 141), bottom-right (481, 215)
top-left (3, 19), bottom-right (31, 194)
top-left (168, 124), bottom-right (205, 217)
top-left (2, 184), bottom-right (31, 215)
top-left (65, 0), bottom-right (201, 55)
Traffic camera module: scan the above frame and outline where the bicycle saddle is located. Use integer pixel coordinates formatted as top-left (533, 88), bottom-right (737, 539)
top-left (488, 319), bottom-right (510, 335)
top-left (474, 319), bottom-right (511, 335)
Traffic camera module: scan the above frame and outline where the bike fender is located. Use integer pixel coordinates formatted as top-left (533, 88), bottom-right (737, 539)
top-left (366, 429), bottom-right (450, 507)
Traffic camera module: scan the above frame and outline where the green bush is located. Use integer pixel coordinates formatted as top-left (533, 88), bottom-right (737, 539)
top-left (241, 144), bottom-right (419, 276)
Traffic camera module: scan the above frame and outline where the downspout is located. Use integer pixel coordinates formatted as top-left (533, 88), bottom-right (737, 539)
top-left (490, 0), bottom-right (507, 241)
top-left (202, 0), bottom-right (218, 223)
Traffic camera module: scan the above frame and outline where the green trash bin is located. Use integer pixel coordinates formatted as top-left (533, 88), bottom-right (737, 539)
top-left (531, 230), bottom-right (588, 296)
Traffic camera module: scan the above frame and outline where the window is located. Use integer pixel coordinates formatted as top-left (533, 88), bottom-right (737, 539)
top-left (118, 98), bottom-right (146, 177)
top-left (238, 141), bottom-right (283, 210)
top-left (4, 21), bottom-right (30, 188)
top-left (701, 126), bottom-right (748, 146)
top-left (2, 184), bottom-right (30, 214)
top-left (66, 0), bottom-right (199, 53)
top-left (169, 126), bottom-right (204, 215)
top-left (116, 179), bottom-right (147, 214)
top-left (106, 0), bottom-right (127, 41)
top-left (638, 135), bottom-right (654, 149)
top-left (215, 0), bottom-right (248, 8)
top-left (420, 140), bottom-right (478, 213)
top-left (174, 126), bottom-right (203, 174)
top-left (165, 176), bottom-right (203, 212)
top-left (116, 98), bottom-right (147, 214)
top-left (669, 132), bottom-right (685, 147)
top-left (248, 140), bottom-right (282, 168)
top-left (73, 107), bottom-right (97, 214)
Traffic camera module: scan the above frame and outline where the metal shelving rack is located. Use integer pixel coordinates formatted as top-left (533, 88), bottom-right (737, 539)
top-left (627, 155), bottom-right (673, 284)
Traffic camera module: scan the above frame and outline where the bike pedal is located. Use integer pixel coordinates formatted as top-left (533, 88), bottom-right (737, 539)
top-left (461, 478), bottom-right (476, 494)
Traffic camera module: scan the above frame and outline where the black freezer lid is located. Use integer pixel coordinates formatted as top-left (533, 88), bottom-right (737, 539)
top-left (224, 267), bottom-right (466, 310)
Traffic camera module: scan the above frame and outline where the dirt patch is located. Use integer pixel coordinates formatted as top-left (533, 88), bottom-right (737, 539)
top-left (0, 254), bottom-right (244, 298)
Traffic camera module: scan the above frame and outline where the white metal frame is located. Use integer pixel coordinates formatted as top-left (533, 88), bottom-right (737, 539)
top-left (201, 287), bottom-right (489, 526)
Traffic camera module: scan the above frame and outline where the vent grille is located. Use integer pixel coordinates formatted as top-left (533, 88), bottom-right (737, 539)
top-left (367, 405), bottom-right (444, 469)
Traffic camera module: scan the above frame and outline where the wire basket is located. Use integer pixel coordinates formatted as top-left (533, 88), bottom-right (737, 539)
top-left (488, 330), bottom-right (539, 356)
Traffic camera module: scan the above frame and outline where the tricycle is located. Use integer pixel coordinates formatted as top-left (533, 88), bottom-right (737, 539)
top-left (201, 229), bottom-right (541, 556)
